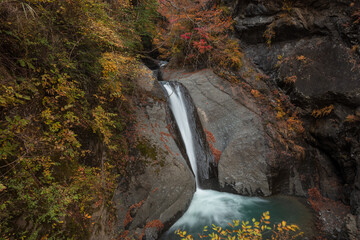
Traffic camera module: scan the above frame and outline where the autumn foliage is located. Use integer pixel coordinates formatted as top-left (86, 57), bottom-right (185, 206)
top-left (124, 200), bottom-right (145, 228)
top-left (205, 128), bottom-right (222, 163)
top-left (0, 0), bottom-right (157, 238)
top-left (140, 220), bottom-right (164, 240)
top-left (155, 0), bottom-right (243, 69)
top-left (311, 105), bottom-right (334, 118)
top-left (175, 211), bottom-right (303, 240)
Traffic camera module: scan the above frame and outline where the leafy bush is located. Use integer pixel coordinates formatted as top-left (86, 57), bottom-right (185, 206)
top-left (154, 0), bottom-right (243, 70)
top-left (175, 212), bottom-right (303, 240)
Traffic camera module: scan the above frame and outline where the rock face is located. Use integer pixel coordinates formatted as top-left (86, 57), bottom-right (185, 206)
top-left (224, 0), bottom-right (360, 238)
top-left (163, 69), bottom-right (271, 196)
top-left (113, 66), bottom-right (195, 237)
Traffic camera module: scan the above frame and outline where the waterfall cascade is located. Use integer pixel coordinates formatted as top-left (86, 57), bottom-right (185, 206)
top-left (161, 81), bottom-right (314, 239)
top-left (163, 83), bottom-right (200, 186)
top-left (162, 81), bottom-right (216, 188)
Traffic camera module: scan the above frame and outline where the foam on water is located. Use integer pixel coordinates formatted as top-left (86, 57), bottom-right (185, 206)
top-left (162, 190), bottom-right (314, 239)
top-left (170, 189), bottom-right (267, 230)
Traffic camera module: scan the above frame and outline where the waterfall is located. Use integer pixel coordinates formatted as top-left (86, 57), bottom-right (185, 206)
top-left (163, 82), bottom-right (200, 186)
top-left (162, 81), bottom-right (216, 188)
top-left (160, 81), bottom-right (313, 239)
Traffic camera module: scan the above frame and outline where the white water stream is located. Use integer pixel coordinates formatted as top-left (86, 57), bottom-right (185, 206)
top-left (162, 82), bottom-right (313, 239)
top-left (163, 83), bottom-right (199, 186)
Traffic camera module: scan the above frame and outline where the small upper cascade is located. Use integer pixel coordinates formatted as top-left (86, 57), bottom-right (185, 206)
top-left (162, 82), bottom-right (200, 187)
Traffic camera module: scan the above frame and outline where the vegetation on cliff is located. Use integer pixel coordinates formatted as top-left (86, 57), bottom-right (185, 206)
top-left (0, 0), bottom-right (158, 238)
top-left (155, 0), bottom-right (243, 70)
